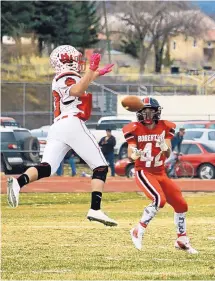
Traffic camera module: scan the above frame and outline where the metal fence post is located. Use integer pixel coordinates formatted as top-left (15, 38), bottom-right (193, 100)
top-left (50, 83), bottom-right (52, 125)
top-left (127, 85), bottom-right (129, 95)
top-left (101, 85), bottom-right (105, 115)
top-left (23, 82), bottom-right (26, 127)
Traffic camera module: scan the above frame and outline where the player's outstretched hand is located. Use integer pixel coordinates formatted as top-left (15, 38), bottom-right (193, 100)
top-left (89, 53), bottom-right (101, 71)
top-left (157, 137), bottom-right (169, 152)
top-left (98, 64), bottom-right (114, 76)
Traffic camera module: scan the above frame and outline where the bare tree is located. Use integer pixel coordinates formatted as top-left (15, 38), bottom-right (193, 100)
top-left (105, 1), bottom-right (206, 73)
top-left (151, 5), bottom-right (206, 73)
top-left (116, 1), bottom-right (169, 74)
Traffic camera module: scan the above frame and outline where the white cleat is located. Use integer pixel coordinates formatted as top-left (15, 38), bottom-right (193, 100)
top-left (130, 224), bottom-right (145, 250)
top-left (175, 236), bottom-right (198, 254)
top-left (7, 177), bottom-right (20, 208)
top-left (87, 209), bottom-right (118, 227)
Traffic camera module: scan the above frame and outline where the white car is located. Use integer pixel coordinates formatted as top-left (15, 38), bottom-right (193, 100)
top-left (97, 116), bottom-right (133, 129)
top-left (90, 128), bottom-right (126, 158)
top-left (31, 126), bottom-right (50, 157)
top-left (30, 118), bottom-right (131, 159)
top-left (183, 128), bottom-right (215, 146)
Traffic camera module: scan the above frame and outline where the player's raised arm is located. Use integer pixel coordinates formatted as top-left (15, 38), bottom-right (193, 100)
top-left (70, 54), bottom-right (114, 97)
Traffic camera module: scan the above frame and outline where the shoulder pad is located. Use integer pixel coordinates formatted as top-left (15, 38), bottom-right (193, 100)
top-left (123, 122), bottom-right (138, 135)
top-left (55, 72), bottom-right (81, 82)
top-left (162, 120), bottom-right (176, 129)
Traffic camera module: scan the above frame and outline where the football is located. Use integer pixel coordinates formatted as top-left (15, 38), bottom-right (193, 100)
top-left (121, 96), bottom-right (144, 112)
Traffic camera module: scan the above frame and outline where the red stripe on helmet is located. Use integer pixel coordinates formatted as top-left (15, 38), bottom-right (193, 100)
top-left (143, 97), bottom-right (150, 105)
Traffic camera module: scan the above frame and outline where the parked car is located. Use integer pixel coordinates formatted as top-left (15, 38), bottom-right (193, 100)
top-left (1, 127), bottom-right (40, 174)
top-left (175, 120), bottom-right (215, 132)
top-left (31, 125), bottom-right (50, 158)
top-left (0, 117), bottom-right (20, 128)
top-left (115, 140), bottom-right (215, 179)
top-left (96, 116), bottom-right (133, 129)
top-left (89, 116), bottom-right (133, 159)
top-left (183, 128), bottom-right (215, 145)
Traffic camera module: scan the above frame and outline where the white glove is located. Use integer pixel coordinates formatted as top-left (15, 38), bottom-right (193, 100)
top-left (130, 147), bottom-right (142, 160)
top-left (157, 137), bottom-right (169, 152)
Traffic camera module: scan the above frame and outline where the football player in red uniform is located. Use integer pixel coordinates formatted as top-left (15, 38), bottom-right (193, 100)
top-left (123, 97), bottom-right (198, 254)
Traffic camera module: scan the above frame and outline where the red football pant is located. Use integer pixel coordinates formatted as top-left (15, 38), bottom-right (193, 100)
top-left (135, 170), bottom-right (188, 213)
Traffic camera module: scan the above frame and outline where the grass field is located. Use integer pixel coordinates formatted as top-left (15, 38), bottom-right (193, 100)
top-left (1, 192), bottom-right (215, 280)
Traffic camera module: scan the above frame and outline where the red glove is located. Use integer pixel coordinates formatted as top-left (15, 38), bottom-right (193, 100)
top-left (98, 64), bottom-right (114, 76)
top-left (89, 53), bottom-right (101, 71)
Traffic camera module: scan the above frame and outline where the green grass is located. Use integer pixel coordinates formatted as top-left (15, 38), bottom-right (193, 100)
top-left (1, 192), bottom-right (215, 280)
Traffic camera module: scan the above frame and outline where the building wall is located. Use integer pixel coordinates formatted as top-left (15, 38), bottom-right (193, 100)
top-left (169, 34), bottom-right (204, 67)
top-left (117, 95), bottom-right (215, 121)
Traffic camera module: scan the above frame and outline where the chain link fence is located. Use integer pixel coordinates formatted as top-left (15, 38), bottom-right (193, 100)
top-left (1, 76), bottom-right (214, 129)
top-left (1, 82), bottom-right (118, 129)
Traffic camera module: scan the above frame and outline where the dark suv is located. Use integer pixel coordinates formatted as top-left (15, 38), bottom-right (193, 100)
top-left (1, 127), bottom-right (40, 174)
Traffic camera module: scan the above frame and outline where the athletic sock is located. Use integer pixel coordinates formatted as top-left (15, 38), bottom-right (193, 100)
top-left (140, 203), bottom-right (158, 227)
top-left (91, 191), bottom-right (102, 210)
top-left (17, 174), bottom-right (29, 188)
top-left (174, 212), bottom-right (187, 237)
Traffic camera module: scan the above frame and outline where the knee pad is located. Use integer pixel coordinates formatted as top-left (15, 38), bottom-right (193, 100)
top-left (35, 162), bottom-right (51, 179)
top-left (92, 166), bottom-right (108, 182)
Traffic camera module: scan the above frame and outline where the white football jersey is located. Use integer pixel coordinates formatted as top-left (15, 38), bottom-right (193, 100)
top-left (52, 72), bottom-right (83, 121)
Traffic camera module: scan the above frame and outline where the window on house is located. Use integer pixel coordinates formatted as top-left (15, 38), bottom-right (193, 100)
top-left (173, 41), bottom-right (176, 49)
top-left (193, 39), bottom-right (197, 47)
top-left (208, 42), bottom-right (211, 47)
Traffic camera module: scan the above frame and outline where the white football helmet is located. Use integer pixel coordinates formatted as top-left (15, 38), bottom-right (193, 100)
top-left (50, 45), bottom-right (85, 75)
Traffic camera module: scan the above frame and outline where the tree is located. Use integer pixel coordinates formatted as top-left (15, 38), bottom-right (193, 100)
top-left (32, 1), bottom-right (67, 56)
top-left (32, 1), bottom-right (100, 55)
top-left (2, 1), bottom-right (100, 57)
top-left (120, 34), bottom-right (139, 59)
top-left (149, 3), bottom-right (205, 73)
top-left (69, 1), bottom-right (100, 49)
top-left (1, 1), bottom-right (35, 55)
top-left (114, 1), bottom-right (172, 74)
top-left (108, 1), bottom-right (205, 73)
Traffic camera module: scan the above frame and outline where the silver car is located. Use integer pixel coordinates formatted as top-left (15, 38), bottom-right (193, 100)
top-left (31, 126), bottom-right (50, 158)
top-left (183, 128), bottom-right (215, 146)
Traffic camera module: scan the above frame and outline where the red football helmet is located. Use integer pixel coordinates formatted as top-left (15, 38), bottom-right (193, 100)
top-left (136, 97), bottom-right (162, 124)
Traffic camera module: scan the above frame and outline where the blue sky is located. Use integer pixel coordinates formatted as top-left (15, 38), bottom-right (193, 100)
top-left (192, 1), bottom-right (215, 15)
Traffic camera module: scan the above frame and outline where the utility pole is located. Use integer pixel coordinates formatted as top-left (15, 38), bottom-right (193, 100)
top-left (103, 1), bottom-right (111, 64)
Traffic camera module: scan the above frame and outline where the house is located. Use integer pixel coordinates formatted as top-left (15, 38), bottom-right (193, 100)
top-left (169, 28), bottom-right (215, 69)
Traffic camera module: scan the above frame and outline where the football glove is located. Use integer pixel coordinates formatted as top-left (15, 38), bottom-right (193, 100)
top-left (98, 64), bottom-right (114, 76)
top-left (130, 147), bottom-right (142, 161)
top-left (89, 53), bottom-right (101, 71)
top-left (157, 137), bottom-right (169, 152)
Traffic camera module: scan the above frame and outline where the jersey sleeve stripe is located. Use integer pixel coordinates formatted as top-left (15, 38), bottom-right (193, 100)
top-left (170, 128), bottom-right (175, 134)
top-left (124, 133), bottom-right (134, 138)
top-left (126, 136), bottom-right (135, 141)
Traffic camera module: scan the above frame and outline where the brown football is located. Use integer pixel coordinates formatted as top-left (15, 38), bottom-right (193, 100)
top-left (121, 96), bottom-right (144, 112)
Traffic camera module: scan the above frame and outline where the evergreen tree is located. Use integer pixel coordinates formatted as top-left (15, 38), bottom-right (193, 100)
top-left (1, 1), bottom-right (35, 44)
top-left (2, 1), bottom-right (100, 56)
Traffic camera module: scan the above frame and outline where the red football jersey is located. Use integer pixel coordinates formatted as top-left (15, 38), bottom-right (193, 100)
top-left (123, 120), bottom-right (176, 174)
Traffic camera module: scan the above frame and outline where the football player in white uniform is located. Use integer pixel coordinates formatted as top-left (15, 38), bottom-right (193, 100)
top-left (7, 45), bottom-right (117, 227)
